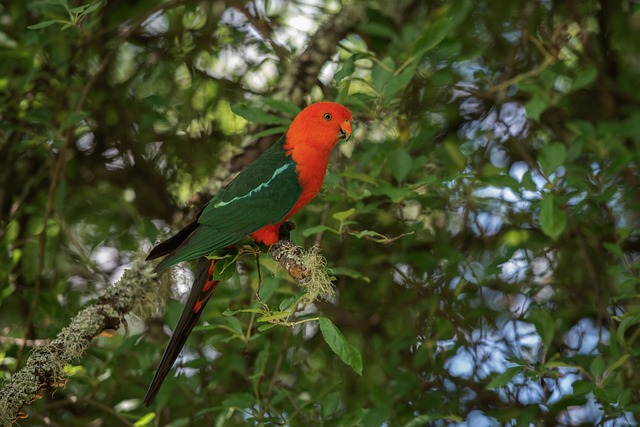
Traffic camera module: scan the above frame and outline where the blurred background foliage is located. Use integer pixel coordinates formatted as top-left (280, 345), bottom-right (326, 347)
top-left (1, 0), bottom-right (640, 425)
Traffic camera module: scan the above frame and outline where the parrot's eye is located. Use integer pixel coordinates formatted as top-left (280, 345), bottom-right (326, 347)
top-left (323, 113), bottom-right (332, 121)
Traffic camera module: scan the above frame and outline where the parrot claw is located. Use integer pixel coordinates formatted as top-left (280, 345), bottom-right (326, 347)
top-left (278, 221), bottom-right (296, 240)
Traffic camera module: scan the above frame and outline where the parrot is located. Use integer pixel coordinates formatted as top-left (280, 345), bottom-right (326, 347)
top-left (143, 102), bottom-right (352, 405)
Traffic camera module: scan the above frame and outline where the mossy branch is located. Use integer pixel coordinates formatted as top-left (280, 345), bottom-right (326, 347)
top-left (0, 261), bottom-right (163, 427)
top-left (270, 239), bottom-right (335, 304)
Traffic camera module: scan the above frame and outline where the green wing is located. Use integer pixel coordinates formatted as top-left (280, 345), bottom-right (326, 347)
top-left (155, 136), bottom-right (302, 271)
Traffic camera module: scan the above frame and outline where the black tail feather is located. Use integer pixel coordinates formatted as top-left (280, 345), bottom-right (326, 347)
top-left (146, 221), bottom-right (199, 261)
top-left (143, 258), bottom-right (216, 406)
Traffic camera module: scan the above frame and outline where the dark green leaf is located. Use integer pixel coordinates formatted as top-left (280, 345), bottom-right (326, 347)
top-left (589, 357), bottom-right (605, 378)
top-left (486, 366), bottom-right (522, 389)
top-left (371, 58), bottom-right (394, 93)
top-left (571, 65), bottom-right (598, 91)
top-left (212, 257), bottom-right (237, 281)
top-left (540, 194), bottom-right (566, 240)
top-left (231, 104), bottom-right (291, 125)
top-left (261, 98), bottom-right (301, 115)
top-left (251, 125), bottom-right (288, 139)
top-left (334, 52), bottom-right (367, 82)
top-left (415, 16), bottom-right (454, 54)
top-left (27, 20), bottom-right (60, 30)
top-left (257, 276), bottom-right (279, 303)
top-left (602, 242), bottom-right (624, 257)
top-left (571, 380), bottom-right (594, 395)
top-left (320, 391), bottom-right (341, 419)
top-left (521, 171), bottom-right (537, 191)
top-left (538, 142), bottom-right (566, 175)
top-left (330, 267), bottom-right (371, 283)
top-left (617, 314), bottom-right (640, 346)
top-left (60, 111), bottom-right (88, 131)
top-left (302, 225), bottom-right (337, 237)
top-left (358, 22), bottom-right (397, 39)
top-left (389, 148), bottom-right (413, 182)
top-left (525, 94), bottom-right (547, 121)
top-left (362, 404), bottom-right (390, 427)
top-left (529, 308), bottom-right (554, 352)
top-left (383, 66), bottom-right (415, 102)
top-left (319, 317), bottom-right (363, 375)
top-left (250, 341), bottom-right (270, 386)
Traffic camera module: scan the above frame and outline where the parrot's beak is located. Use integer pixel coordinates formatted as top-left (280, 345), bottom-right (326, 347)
top-left (338, 120), bottom-right (352, 140)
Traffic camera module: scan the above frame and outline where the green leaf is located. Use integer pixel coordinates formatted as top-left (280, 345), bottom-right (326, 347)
top-left (525, 94), bottom-right (547, 122)
top-left (529, 308), bottom-right (554, 352)
top-left (60, 111), bottom-right (88, 131)
top-left (258, 311), bottom-right (291, 322)
top-left (69, 4), bottom-right (91, 13)
top-left (341, 170), bottom-right (379, 185)
top-left (250, 341), bottom-right (270, 386)
top-left (212, 257), bottom-right (237, 281)
top-left (134, 413), bottom-right (156, 427)
top-left (444, 140), bottom-right (466, 170)
top-left (538, 142), bottom-right (566, 175)
top-left (389, 148), bottom-right (413, 182)
top-left (540, 194), bottom-right (566, 240)
top-left (27, 20), bottom-right (60, 30)
top-left (332, 208), bottom-right (356, 222)
top-left (602, 242), bottom-right (624, 257)
top-left (486, 366), bottom-right (522, 389)
top-left (571, 65), bottom-right (598, 91)
top-left (330, 267), bottom-right (371, 283)
top-left (83, 2), bottom-right (101, 14)
top-left (230, 104), bottom-right (291, 125)
top-left (521, 171), bottom-right (536, 191)
top-left (251, 125), bottom-right (288, 139)
top-left (257, 276), bottom-right (279, 303)
top-left (604, 354), bottom-right (630, 377)
top-left (362, 404), bottom-right (391, 427)
top-left (571, 380), bottom-right (594, 395)
top-left (371, 58), bottom-right (394, 93)
top-left (617, 313), bottom-right (640, 346)
top-left (383, 66), bottom-right (415, 102)
top-left (334, 52), bottom-right (367, 82)
top-left (320, 391), bottom-right (341, 419)
top-left (358, 22), bottom-right (397, 39)
top-left (371, 184), bottom-right (417, 203)
top-left (415, 16), bottom-right (454, 55)
top-left (319, 317), bottom-right (363, 375)
top-left (348, 229), bottom-right (389, 243)
top-left (589, 357), bottom-right (605, 378)
top-left (278, 294), bottom-right (298, 311)
top-left (302, 225), bottom-right (337, 237)
top-left (261, 98), bottom-right (300, 115)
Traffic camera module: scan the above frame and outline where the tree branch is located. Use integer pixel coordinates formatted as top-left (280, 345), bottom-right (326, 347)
top-left (0, 262), bottom-right (163, 426)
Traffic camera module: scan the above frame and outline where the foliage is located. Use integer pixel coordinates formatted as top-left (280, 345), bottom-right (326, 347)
top-left (1, 0), bottom-right (640, 425)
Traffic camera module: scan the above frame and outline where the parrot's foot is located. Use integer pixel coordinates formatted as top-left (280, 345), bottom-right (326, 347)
top-left (278, 221), bottom-right (296, 241)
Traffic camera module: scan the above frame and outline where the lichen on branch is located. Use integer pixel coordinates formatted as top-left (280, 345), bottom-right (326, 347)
top-left (270, 239), bottom-right (335, 304)
top-left (0, 261), bottom-right (163, 426)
